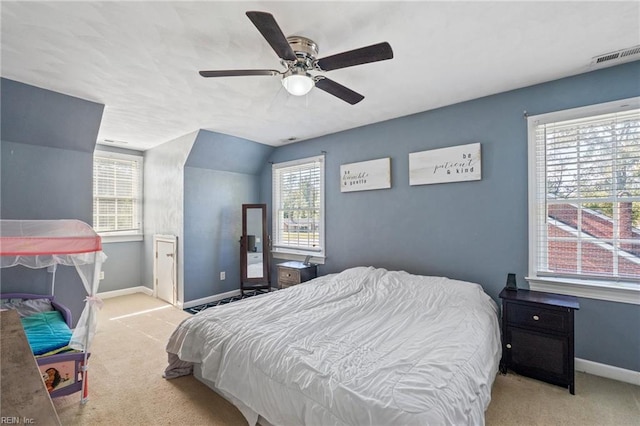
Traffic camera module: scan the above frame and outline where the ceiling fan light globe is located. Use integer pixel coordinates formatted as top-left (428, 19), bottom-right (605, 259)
top-left (282, 74), bottom-right (314, 96)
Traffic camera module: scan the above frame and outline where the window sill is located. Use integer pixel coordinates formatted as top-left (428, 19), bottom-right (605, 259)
top-left (100, 234), bottom-right (144, 244)
top-left (526, 276), bottom-right (640, 305)
top-left (272, 251), bottom-right (325, 265)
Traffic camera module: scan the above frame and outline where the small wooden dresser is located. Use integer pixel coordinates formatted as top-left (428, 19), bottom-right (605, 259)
top-left (499, 288), bottom-right (580, 394)
top-left (277, 261), bottom-right (318, 289)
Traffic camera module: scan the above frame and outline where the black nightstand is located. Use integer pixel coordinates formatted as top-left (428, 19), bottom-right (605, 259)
top-left (499, 288), bottom-right (580, 394)
top-left (277, 261), bottom-right (317, 289)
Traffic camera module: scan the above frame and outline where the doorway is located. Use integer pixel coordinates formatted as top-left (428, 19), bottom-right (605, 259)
top-left (154, 235), bottom-right (177, 305)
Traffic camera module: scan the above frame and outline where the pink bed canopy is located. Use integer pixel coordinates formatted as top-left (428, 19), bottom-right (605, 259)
top-left (0, 219), bottom-right (102, 258)
top-left (0, 219), bottom-right (107, 353)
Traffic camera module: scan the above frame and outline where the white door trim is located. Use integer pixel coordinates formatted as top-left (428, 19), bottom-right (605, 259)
top-left (154, 234), bottom-right (177, 305)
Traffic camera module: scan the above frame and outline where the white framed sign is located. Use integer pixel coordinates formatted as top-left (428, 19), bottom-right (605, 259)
top-left (340, 157), bottom-right (391, 192)
top-left (409, 143), bottom-right (481, 185)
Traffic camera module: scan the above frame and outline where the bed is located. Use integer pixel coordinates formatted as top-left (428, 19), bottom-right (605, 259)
top-left (0, 219), bottom-right (106, 403)
top-left (0, 293), bottom-right (90, 397)
top-left (164, 266), bottom-right (502, 425)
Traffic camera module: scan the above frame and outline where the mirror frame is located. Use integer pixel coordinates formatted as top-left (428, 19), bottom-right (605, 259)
top-left (240, 203), bottom-right (270, 293)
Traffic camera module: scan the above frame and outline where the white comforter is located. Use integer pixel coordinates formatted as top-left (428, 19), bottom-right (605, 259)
top-left (165, 267), bottom-right (501, 426)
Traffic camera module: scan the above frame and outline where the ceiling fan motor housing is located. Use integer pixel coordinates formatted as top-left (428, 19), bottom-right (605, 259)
top-left (287, 36), bottom-right (319, 59)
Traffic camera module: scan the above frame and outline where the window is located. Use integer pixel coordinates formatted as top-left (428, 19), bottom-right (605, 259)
top-left (272, 155), bottom-right (325, 262)
top-left (527, 98), bottom-right (640, 304)
top-left (93, 151), bottom-right (143, 241)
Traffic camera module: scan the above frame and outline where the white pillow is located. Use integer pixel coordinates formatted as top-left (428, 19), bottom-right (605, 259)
top-left (0, 298), bottom-right (54, 317)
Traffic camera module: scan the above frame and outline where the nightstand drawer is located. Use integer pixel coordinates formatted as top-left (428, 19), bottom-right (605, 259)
top-left (506, 303), bottom-right (569, 333)
top-left (278, 268), bottom-right (300, 285)
top-left (277, 262), bottom-right (318, 289)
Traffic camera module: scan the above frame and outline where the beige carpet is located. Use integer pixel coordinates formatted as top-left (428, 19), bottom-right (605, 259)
top-left (53, 293), bottom-right (640, 426)
top-left (53, 294), bottom-right (246, 426)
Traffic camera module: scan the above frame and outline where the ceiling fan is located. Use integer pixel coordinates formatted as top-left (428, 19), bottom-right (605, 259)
top-left (199, 11), bottom-right (394, 105)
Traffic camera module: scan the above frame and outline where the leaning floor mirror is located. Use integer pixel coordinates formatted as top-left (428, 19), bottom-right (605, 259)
top-left (240, 204), bottom-right (271, 295)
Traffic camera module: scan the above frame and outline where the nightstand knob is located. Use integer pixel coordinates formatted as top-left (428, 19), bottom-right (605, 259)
top-left (533, 315), bottom-right (540, 321)
top-left (506, 344), bottom-right (512, 349)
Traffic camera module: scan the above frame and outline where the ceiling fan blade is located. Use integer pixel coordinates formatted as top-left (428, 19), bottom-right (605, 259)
top-left (246, 11), bottom-right (296, 61)
top-left (316, 42), bottom-right (393, 71)
top-left (199, 69), bottom-right (280, 78)
top-left (314, 78), bottom-right (364, 105)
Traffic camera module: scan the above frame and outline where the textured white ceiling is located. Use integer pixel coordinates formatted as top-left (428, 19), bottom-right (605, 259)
top-left (2, 1), bottom-right (639, 151)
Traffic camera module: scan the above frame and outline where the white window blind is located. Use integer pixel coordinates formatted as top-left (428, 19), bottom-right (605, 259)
top-left (272, 155), bottom-right (325, 258)
top-left (530, 103), bottom-right (640, 285)
top-left (93, 152), bottom-right (143, 235)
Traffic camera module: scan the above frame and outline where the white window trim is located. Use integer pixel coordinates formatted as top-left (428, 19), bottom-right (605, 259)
top-left (526, 97), bottom-right (640, 305)
top-left (100, 233), bottom-right (143, 244)
top-left (94, 150), bottom-right (144, 243)
top-left (272, 155), bottom-right (325, 264)
top-left (526, 276), bottom-right (640, 305)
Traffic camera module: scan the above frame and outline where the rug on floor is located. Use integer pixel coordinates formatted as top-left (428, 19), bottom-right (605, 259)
top-left (184, 289), bottom-right (269, 314)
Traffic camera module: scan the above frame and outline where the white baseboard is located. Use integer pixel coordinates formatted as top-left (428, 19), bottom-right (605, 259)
top-left (575, 358), bottom-right (640, 386)
top-left (98, 286), bottom-right (153, 299)
top-left (98, 287), bottom-right (270, 309)
top-left (183, 289), bottom-right (241, 309)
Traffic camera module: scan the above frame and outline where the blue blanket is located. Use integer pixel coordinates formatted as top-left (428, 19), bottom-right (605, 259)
top-left (21, 311), bottom-right (73, 356)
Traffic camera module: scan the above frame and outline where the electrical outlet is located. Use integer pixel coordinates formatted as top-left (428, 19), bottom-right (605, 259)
top-left (99, 271), bottom-right (105, 280)
top-left (220, 271), bottom-right (226, 280)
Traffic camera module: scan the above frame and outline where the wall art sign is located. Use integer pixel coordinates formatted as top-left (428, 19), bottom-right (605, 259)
top-left (340, 157), bottom-right (391, 192)
top-left (409, 143), bottom-right (481, 186)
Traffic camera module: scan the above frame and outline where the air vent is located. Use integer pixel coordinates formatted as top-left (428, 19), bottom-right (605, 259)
top-left (591, 45), bottom-right (640, 68)
top-left (281, 137), bottom-right (298, 144)
top-left (620, 46), bottom-right (640, 58)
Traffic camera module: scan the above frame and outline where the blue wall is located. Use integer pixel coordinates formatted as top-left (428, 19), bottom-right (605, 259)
top-left (1, 141), bottom-right (93, 221)
top-left (99, 242), bottom-right (143, 292)
top-left (183, 130), bottom-right (273, 301)
top-left (0, 78), bottom-right (104, 324)
top-left (185, 129), bottom-right (274, 173)
top-left (1, 78), bottom-right (103, 153)
top-left (2, 64), bottom-right (638, 372)
top-left (184, 168), bottom-right (259, 300)
top-left (262, 61), bottom-right (640, 372)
